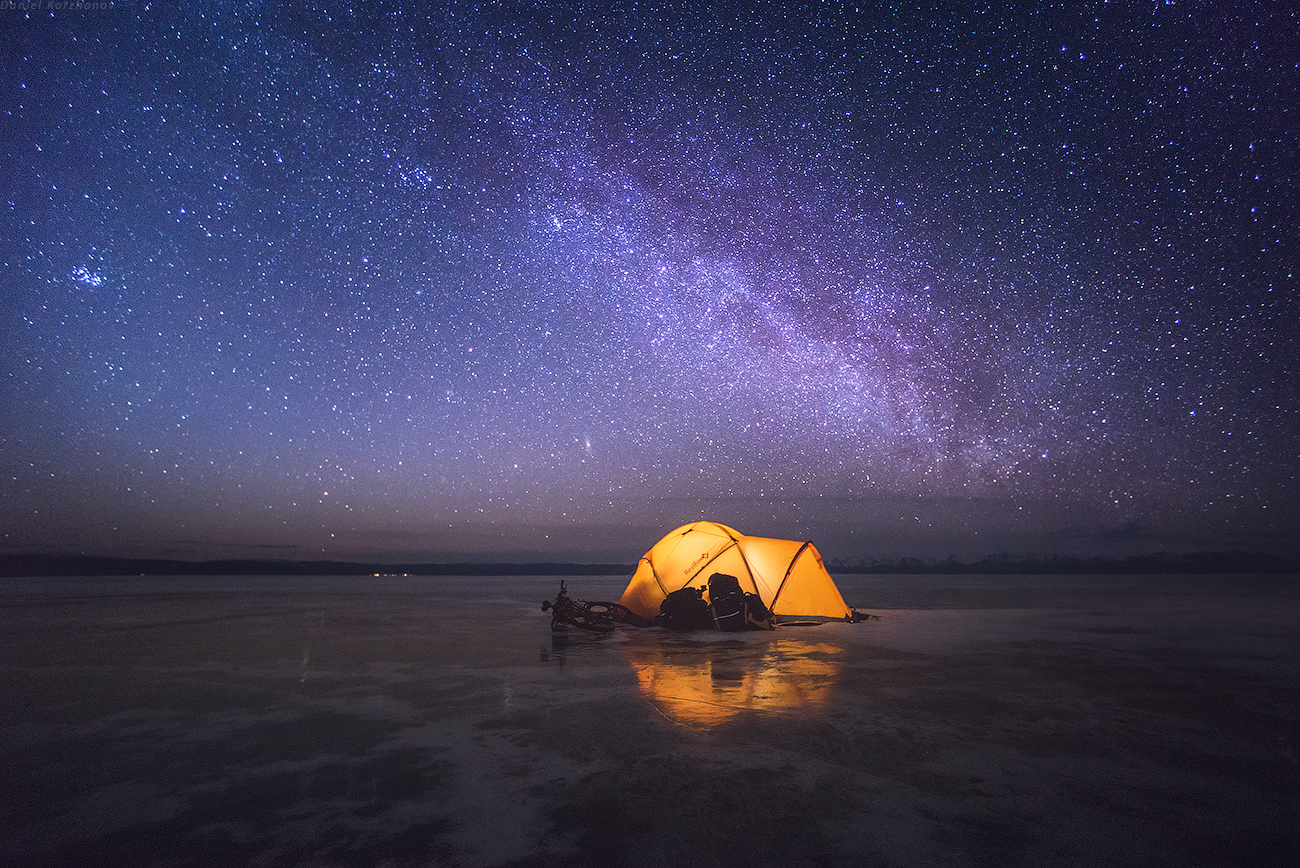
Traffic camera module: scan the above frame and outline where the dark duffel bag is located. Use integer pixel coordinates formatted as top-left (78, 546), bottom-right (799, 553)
top-left (707, 572), bottom-right (746, 632)
top-left (657, 586), bottom-right (714, 630)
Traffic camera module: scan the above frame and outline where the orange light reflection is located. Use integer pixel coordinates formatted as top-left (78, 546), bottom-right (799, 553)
top-left (625, 636), bottom-right (844, 727)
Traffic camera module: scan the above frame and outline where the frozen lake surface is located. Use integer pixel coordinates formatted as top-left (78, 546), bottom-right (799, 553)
top-left (2, 573), bottom-right (1298, 867)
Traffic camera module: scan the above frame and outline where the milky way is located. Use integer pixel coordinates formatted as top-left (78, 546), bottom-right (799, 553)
top-left (2, 2), bottom-right (1296, 562)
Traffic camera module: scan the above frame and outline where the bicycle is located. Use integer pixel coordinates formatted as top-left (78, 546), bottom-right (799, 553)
top-left (541, 580), bottom-right (651, 632)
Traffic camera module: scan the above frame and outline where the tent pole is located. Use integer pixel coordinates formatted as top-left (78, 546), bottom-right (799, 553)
top-left (770, 540), bottom-right (814, 613)
top-left (687, 540), bottom-right (738, 587)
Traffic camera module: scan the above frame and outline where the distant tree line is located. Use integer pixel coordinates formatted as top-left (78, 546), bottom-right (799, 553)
top-left (2, 550), bottom-right (1297, 578)
top-left (0, 554), bottom-right (638, 578)
top-left (827, 551), bottom-right (1299, 575)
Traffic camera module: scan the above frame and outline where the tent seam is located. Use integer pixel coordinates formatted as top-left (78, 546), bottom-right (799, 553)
top-left (770, 540), bottom-right (813, 613)
top-left (688, 540), bottom-right (738, 587)
top-left (681, 521), bottom-right (745, 588)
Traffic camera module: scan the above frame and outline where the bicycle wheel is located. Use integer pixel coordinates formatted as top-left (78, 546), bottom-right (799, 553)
top-left (554, 602), bottom-right (616, 633)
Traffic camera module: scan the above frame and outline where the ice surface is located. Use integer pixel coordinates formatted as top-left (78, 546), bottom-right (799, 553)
top-left (1, 573), bottom-right (1297, 867)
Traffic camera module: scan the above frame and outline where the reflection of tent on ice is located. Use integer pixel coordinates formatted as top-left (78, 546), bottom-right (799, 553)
top-left (628, 640), bottom-right (843, 726)
top-left (618, 521), bottom-right (853, 622)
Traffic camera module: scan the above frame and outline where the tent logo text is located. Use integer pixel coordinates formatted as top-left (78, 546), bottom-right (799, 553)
top-left (683, 551), bottom-right (711, 575)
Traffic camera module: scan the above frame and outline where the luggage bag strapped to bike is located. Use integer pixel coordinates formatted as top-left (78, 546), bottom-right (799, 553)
top-left (707, 572), bottom-right (746, 631)
top-left (652, 573), bottom-right (779, 632)
top-left (656, 585), bottom-right (715, 630)
top-left (707, 572), bottom-right (775, 631)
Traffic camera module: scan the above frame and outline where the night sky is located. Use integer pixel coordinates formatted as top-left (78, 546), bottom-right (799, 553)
top-left (2, 1), bottom-right (1296, 564)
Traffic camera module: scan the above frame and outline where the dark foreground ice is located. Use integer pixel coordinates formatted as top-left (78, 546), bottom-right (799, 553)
top-left (1, 573), bottom-right (1297, 867)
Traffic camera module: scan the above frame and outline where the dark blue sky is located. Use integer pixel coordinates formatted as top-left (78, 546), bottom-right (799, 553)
top-left (2, 1), bottom-right (1296, 563)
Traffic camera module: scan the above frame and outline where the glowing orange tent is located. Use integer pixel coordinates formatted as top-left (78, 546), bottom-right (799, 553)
top-left (618, 521), bottom-right (853, 622)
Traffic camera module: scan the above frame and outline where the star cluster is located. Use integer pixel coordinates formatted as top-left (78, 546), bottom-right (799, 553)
top-left (1, 1), bottom-right (1296, 561)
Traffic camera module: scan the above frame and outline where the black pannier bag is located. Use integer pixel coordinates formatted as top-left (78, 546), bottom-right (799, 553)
top-left (743, 592), bottom-right (775, 630)
top-left (707, 572), bottom-right (747, 632)
top-left (656, 585), bottom-right (714, 630)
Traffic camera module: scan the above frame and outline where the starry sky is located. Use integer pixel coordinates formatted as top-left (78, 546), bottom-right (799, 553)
top-left (2, 1), bottom-right (1296, 564)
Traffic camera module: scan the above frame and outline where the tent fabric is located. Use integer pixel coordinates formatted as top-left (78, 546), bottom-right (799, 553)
top-left (618, 521), bottom-right (852, 622)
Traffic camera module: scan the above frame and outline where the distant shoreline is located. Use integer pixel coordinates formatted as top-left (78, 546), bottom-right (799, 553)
top-left (2, 551), bottom-right (1296, 578)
